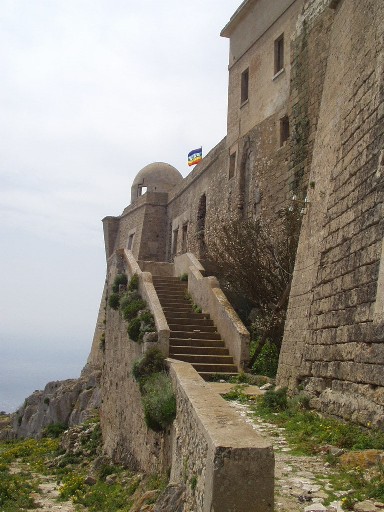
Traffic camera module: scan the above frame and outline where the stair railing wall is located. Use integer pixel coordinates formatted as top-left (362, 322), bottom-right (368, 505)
top-left (174, 253), bottom-right (250, 370)
top-left (122, 249), bottom-right (170, 356)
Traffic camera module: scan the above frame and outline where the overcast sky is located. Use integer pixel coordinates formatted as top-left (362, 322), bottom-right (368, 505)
top-left (0, 0), bottom-right (241, 412)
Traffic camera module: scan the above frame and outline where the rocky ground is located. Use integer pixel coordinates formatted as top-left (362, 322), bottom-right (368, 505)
top-left (9, 461), bottom-right (76, 512)
top-left (229, 400), bottom-right (384, 512)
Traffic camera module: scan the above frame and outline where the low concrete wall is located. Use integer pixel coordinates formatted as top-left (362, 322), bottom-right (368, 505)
top-left (174, 253), bottom-right (250, 370)
top-left (174, 252), bottom-right (205, 276)
top-left (122, 250), bottom-right (170, 356)
top-left (168, 359), bottom-right (274, 512)
top-left (138, 260), bottom-right (174, 276)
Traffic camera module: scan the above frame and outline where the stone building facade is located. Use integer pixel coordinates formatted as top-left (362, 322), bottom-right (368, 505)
top-left (96, 0), bottom-right (384, 428)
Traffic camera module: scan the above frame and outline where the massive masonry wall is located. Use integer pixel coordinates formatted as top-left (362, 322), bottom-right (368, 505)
top-left (286, 0), bottom-right (334, 197)
top-left (277, 0), bottom-right (384, 428)
top-left (100, 253), bottom-right (172, 472)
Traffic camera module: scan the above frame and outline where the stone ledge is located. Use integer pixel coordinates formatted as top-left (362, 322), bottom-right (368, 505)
top-left (168, 359), bottom-right (274, 512)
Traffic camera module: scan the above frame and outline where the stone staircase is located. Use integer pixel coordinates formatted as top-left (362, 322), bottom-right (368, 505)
top-left (152, 276), bottom-right (238, 380)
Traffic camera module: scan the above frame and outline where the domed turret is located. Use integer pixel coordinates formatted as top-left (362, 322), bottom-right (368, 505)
top-left (130, 162), bottom-right (182, 203)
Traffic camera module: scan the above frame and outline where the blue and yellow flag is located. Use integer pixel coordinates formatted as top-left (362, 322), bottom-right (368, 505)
top-left (188, 147), bottom-right (202, 166)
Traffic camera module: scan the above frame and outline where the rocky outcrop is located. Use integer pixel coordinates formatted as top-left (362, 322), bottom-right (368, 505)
top-left (7, 369), bottom-right (101, 439)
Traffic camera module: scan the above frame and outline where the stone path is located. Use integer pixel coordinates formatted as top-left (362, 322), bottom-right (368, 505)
top-left (10, 462), bottom-right (76, 512)
top-left (228, 401), bottom-right (346, 512)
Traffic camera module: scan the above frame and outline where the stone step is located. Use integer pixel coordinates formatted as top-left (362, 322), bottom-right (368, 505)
top-left (170, 331), bottom-right (221, 340)
top-left (158, 299), bottom-right (191, 307)
top-left (169, 346), bottom-right (229, 356)
top-left (192, 363), bottom-right (238, 373)
top-left (171, 354), bottom-right (234, 365)
top-left (153, 283), bottom-right (187, 290)
top-left (168, 324), bottom-right (217, 333)
top-left (164, 311), bottom-right (211, 320)
top-left (153, 275), bottom-right (237, 379)
top-left (152, 275), bottom-right (182, 280)
top-left (163, 306), bottom-right (195, 314)
top-left (155, 288), bottom-right (188, 300)
top-left (170, 338), bottom-right (225, 348)
top-left (155, 286), bottom-right (187, 293)
top-left (153, 276), bottom-right (183, 281)
top-left (167, 317), bottom-right (214, 326)
top-left (199, 372), bottom-right (238, 381)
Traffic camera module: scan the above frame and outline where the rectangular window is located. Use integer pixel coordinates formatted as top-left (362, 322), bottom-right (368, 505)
top-left (127, 233), bottom-right (134, 250)
top-left (274, 34), bottom-right (284, 75)
top-left (172, 229), bottom-right (178, 257)
top-left (229, 152), bottom-right (236, 179)
top-left (280, 115), bottom-right (290, 146)
top-left (181, 223), bottom-right (188, 253)
top-left (138, 185), bottom-right (147, 197)
top-left (240, 68), bottom-right (249, 104)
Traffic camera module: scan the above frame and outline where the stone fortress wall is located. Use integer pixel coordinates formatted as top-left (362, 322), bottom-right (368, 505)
top-left (95, 1), bottom-right (383, 496)
top-left (99, 0), bottom-right (383, 429)
top-left (277, 0), bottom-right (384, 428)
top-left (9, 0), bottom-right (383, 508)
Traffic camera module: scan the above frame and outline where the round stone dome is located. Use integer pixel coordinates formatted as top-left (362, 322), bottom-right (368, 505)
top-left (131, 162), bottom-right (183, 203)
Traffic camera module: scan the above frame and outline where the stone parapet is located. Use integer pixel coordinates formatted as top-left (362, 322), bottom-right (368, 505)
top-left (122, 249), bottom-right (170, 356)
top-left (168, 359), bottom-right (274, 512)
top-left (174, 253), bottom-right (250, 370)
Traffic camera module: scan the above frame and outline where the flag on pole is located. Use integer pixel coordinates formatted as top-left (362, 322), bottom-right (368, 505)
top-left (188, 147), bottom-right (202, 166)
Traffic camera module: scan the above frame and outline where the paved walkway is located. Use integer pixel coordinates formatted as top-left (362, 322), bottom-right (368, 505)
top-left (227, 401), bottom-right (344, 512)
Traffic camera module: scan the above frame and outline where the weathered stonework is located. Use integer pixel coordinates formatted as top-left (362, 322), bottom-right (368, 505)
top-left (98, 253), bottom-right (274, 511)
top-left (97, 0), bottom-right (384, 432)
top-left (9, 4), bottom-right (384, 510)
top-left (277, 0), bottom-right (384, 428)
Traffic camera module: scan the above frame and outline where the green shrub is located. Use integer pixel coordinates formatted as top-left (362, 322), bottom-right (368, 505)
top-left (121, 299), bottom-right (146, 321)
top-left (142, 373), bottom-right (176, 431)
top-left (139, 310), bottom-right (154, 326)
top-left (99, 464), bottom-right (119, 481)
top-left (43, 423), bottom-right (68, 438)
top-left (0, 469), bottom-right (38, 509)
top-left (132, 348), bottom-right (166, 383)
top-left (190, 474), bottom-right (197, 492)
top-left (108, 293), bottom-right (120, 310)
top-left (192, 304), bottom-right (202, 314)
top-left (180, 273), bottom-right (188, 281)
top-left (128, 317), bottom-right (141, 342)
top-left (112, 273), bottom-right (128, 293)
top-left (223, 385), bottom-right (248, 403)
top-left (137, 310), bottom-right (156, 342)
top-left (120, 290), bottom-right (140, 310)
top-left (59, 473), bottom-right (86, 500)
top-left (252, 340), bottom-right (279, 378)
top-left (128, 274), bottom-right (139, 291)
top-left (44, 397), bottom-right (50, 405)
top-left (260, 387), bottom-right (288, 412)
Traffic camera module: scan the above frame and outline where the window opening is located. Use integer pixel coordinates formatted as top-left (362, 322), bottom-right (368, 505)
top-left (241, 68), bottom-right (249, 104)
top-left (127, 233), bottom-right (134, 250)
top-left (197, 194), bottom-right (207, 256)
top-left (274, 34), bottom-right (284, 74)
top-left (181, 223), bottom-right (188, 253)
top-left (229, 152), bottom-right (236, 179)
top-left (172, 228), bottom-right (179, 257)
top-left (138, 185), bottom-right (147, 197)
top-left (280, 115), bottom-right (290, 146)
